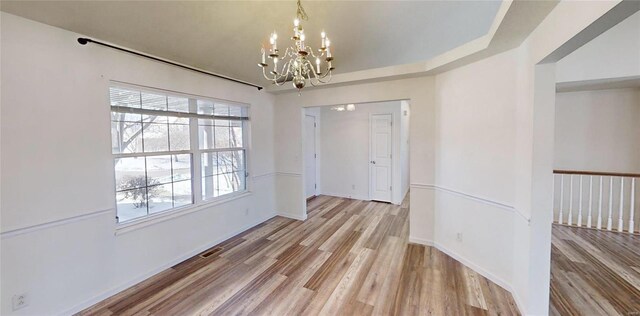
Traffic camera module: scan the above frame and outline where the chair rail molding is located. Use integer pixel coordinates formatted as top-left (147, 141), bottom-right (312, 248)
top-left (409, 183), bottom-right (530, 222)
top-left (0, 208), bottom-right (115, 239)
top-left (276, 172), bottom-right (303, 177)
top-left (251, 172), bottom-right (277, 180)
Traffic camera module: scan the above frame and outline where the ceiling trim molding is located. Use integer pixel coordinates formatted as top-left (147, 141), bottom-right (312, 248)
top-left (266, 0), bottom-right (562, 94)
top-left (266, 0), bottom-right (513, 93)
top-left (556, 75), bottom-right (640, 93)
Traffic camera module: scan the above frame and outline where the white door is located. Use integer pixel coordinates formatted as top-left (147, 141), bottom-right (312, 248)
top-left (370, 114), bottom-right (392, 202)
top-left (304, 115), bottom-right (317, 199)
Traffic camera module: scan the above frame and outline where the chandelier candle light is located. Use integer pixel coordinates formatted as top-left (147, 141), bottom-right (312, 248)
top-left (258, 0), bottom-right (334, 92)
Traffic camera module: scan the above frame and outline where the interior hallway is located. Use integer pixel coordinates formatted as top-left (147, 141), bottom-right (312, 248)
top-left (550, 224), bottom-right (640, 315)
top-left (79, 194), bottom-right (519, 315)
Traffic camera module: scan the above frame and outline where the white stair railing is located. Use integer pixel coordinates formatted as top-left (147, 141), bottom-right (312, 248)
top-left (597, 177), bottom-right (603, 230)
top-left (553, 170), bottom-right (639, 234)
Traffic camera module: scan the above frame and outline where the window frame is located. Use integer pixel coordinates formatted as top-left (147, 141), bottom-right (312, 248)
top-left (109, 82), bottom-right (251, 226)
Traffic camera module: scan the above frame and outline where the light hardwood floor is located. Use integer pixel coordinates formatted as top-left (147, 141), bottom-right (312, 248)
top-left (79, 194), bottom-right (519, 315)
top-left (550, 224), bottom-right (640, 315)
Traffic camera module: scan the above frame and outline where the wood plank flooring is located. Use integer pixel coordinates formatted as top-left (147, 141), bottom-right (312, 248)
top-left (550, 224), bottom-right (640, 316)
top-left (79, 194), bottom-right (519, 316)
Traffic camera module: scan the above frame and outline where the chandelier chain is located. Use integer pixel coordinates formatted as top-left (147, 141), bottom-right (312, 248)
top-left (296, 0), bottom-right (309, 21)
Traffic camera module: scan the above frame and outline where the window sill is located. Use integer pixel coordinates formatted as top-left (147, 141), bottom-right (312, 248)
top-left (115, 191), bottom-right (253, 236)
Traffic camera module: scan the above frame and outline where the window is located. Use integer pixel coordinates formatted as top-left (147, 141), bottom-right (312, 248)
top-left (109, 85), bottom-right (249, 223)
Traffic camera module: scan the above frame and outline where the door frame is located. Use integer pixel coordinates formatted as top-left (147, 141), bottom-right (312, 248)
top-left (369, 112), bottom-right (393, 202)
top-left (304, 114), bottom-right (319, 199)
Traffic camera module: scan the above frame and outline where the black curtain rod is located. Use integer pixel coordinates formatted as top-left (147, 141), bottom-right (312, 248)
top-left (77, 37), bottom-right (263, 91)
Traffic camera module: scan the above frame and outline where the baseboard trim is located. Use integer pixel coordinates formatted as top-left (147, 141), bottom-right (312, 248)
top-left (510, 287), bottom-right (529, 316)
top-left (434, 242), bottom-right (512, 296)
top-left (277, 211), bottom-right (307, 221)
top-left (321, 192), bottom-right (371, 202)
top-left (408, 236), bottom-right (434, 246)
top-left (60, 213), bottom-right (276, 315)
top-left (401, 188), bottom-right (410, 203)
top-left (409, 236), bottom-right (527, 315)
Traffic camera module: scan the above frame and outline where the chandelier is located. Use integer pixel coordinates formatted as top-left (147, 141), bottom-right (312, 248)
top-left (258, 0), bottom-right (334, 92)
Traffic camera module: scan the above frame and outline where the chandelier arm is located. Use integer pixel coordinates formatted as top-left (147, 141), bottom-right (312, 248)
top-left (315, 70), bottom-right (332, 84)
top-left (262, 67), bottom-right (275, 81)
top-left (283, 47), bottom-right (293, 59)
top-left (281, 60), bottom-right (296, 84)
top-left (274, 64), bottom-right (290, 86)
top-left (263, 64), bottom-right (285, 83)
top-left (306, 59), bottom-right (324, 87)
top-left (309, 70), bottom-right (332, 86)
top-left (281, 59), bottom-right (293, 79)
top-left (264, 58), bottom-right (290, 86)
top-left (309, 74), bottom-right (321, 86)
top-left (304, 46), bottom-right (328, 62)
top-left (314, 67), bottom-right (331, 80)
top-left (304, 60), bottom-right (323, 86)
top-left (310, 56), bottom-right (332, 80)
top-left (274, 61), bottom-right (287, 81)
top-left (304, 58), bottom-right (316, 75)
top-left (321, 69), bottom-right (329, 79)
top-left (285, 47), bottom-right (296, 59)
top-left (309, 72), bottom-right (325, 86)
top-left (282, 59), bottom-right (293, 78)
top-left (306, 46), bottom-right (319, 59)
top-left (272, 60), bottom-right (292, 85)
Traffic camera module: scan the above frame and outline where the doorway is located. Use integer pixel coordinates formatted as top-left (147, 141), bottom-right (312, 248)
top-left (301, 101), bottom-right (409, 210)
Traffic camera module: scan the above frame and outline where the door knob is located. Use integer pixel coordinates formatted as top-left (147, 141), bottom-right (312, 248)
top-left (371, 161), bottom-right (376, 164)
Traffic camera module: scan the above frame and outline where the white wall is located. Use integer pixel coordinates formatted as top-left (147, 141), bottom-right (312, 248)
top-left (434, 47), bottom-right (520, 290)
top-left (317, 101), bottom-right (405, 204)
top-left (0, 13), bottom-right (276, 315)
top-left (554, 88), bottom-right (640, 173)
top-left (556, 11), bottom-right (640, 83)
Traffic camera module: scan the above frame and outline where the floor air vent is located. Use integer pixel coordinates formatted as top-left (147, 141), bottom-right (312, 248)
top-left (199, 247), bottom-right (223, 258)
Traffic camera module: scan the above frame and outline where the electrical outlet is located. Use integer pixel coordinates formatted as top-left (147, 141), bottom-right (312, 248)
top-left (352, 184), bottom-right (356, 190)
top-left (12, 293), bottom-right (29, 311)
top-left (244, 208), bottom-right (249, 216)
top-left (456, 233), bottom-right (463, 242)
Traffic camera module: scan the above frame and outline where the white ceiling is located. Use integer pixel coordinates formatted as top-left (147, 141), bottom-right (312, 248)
top-left (0, 0), bottom-right (502, 85)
